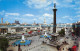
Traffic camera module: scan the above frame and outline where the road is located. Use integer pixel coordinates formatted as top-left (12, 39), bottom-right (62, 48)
top-left (22, 35), bottom-right (58, 51)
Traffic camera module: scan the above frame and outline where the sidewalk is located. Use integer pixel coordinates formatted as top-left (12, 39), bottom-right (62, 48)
top-left (78, 41), bottom-right (80, 51)
top-left (7, 46), bottom-right (18, 51)
top-left (60, 44), bottom-right (68, 51)
top-left (59, 40), bottom-right (74, 51)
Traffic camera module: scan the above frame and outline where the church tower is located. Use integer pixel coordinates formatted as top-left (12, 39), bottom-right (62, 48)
top-left (1, 17), bottom-right (3, 23)
top-left (53, 3), bottom-right (57, 33)
top-left (44, 18), bottom-right (46, 25)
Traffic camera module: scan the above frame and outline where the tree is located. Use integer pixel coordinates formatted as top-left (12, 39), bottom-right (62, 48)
top-left (0, 37), bottom-right (9, 51)
top-left (58, 29), bottom-right (65, 37)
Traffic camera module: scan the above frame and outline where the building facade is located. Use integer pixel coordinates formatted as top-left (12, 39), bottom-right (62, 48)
top-left (72, 21), bottom-right (80, 36)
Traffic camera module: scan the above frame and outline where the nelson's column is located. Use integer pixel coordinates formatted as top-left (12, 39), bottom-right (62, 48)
top-left (53, 3), bottom-right (57, 33)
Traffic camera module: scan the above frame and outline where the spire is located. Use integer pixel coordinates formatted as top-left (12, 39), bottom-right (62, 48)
top-left (33, 20), bottom-right (36, 25)
top-left (44, 17), bottom-right (46, 24)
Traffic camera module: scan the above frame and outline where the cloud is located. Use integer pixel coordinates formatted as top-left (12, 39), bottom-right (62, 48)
top-left (43, 13), bottom-right (53, 18)
top-left (33, 18), bottom-right (37, 21)
top-left (38, 17), bottom-right (42, 20)
top-left (63, 4), bottom-right (75, 8)
top-left (75, 15), bottom-right (80, 17)
top-left (62, 16), bottom-right (74, 21)
top-left (44, 7), bottom-right (53, 11)
top-left (4, 13), bottom-right (35, 23)
top-left (0, 10), bottom-right (5, 15)
top-left (23, 0), bottom-right (79, 10)
top-left (75, 7), bottom-right (80, 10)
top-left (37, 13), bottom-right (53, 24)
top-left (76, 11), bottom-right (80, 13)
top-left (23, 14), bottom-right (34, 17)
top-left (39, 13), bottom-right (53, 20)
top-left (62, 16), bottom-right (69, 18)
top-left (53, 0), bottom-right (76, 8)
top-left (75, 7), bottom-right (80, 14)
top-left (23, 0), bottom-right (52, 9)
top-left (4, 15), bottom-right (33, 23)
top-left (69, 18), bottom-right (73, 21)
top-left (35, 13), bottom-right (53, 21)
top-left (63, 0), bottom-right (73, 3)
top-left (5, 13), bottom-right (20, 16)
top-left (75, 0), bottom-right (80, 5)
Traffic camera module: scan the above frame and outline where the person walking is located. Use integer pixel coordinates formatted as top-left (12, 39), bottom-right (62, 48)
top-left (57, 45), bottom-right (60, 51)
top-left (68, 48), bottom-right (72, 51)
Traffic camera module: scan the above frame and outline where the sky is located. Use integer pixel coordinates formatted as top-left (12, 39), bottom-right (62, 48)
top-left (0, 0), bottom-right (80, 24)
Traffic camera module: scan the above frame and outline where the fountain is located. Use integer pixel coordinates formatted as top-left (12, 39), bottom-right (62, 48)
top-left (40, 32), bottom-right (51, 38)
top-left (12, 33), bottom-right (31, 46)
top-left (20, 33), bottom-right (25, 43)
